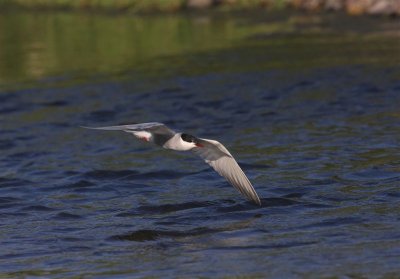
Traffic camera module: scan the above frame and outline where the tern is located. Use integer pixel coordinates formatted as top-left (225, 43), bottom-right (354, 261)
top-left (83, 122), bottom-right (261, 205)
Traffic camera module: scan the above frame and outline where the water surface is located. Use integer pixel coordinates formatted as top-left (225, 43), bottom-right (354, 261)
top-left (0, 11), bottom-right (400, 278)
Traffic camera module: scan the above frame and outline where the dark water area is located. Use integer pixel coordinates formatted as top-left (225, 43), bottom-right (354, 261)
top-left (1, 11), bottom-right (400, 278)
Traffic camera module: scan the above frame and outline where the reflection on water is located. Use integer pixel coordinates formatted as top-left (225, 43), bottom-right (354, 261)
top-left (0, 12), bottom-right (246, 85)
top-left (0, 11), bottom-right (399, 87)
top-left (0, 10), bottom-right (400, 278)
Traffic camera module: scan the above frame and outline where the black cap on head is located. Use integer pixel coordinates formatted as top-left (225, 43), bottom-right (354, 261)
top-left (181, 133), bottom-right (196, 143)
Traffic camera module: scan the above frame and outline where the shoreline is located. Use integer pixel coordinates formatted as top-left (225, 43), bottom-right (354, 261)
top-left (0, 0), bottom-right (398, 16)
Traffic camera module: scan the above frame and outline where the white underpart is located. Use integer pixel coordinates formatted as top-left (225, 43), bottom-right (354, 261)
top-left (131, 131), bottom-right (152, 142)
top-left (163, 133), bottom-right (196, 151)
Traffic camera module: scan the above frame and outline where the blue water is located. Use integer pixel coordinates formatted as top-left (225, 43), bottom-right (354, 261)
top-left (1, 12), bottom-right (400, 278)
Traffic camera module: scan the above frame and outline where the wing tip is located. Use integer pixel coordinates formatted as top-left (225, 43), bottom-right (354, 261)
top-left (249, 193), bottom-right (262, 206)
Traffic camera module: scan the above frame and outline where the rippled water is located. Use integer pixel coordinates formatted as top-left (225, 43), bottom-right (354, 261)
top-left (1, 11), bottom-right (400, 278)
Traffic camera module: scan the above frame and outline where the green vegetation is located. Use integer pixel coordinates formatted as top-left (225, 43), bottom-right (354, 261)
top-left (0, 0), bottom-right (397, 15)
top-left (0, 11), bottom-right (399, 90)
top-left (0, 0), bottom-right (282, 12)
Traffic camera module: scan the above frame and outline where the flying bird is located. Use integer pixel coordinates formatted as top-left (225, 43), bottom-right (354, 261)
top-left (82, 122), bottom-right (261, 205)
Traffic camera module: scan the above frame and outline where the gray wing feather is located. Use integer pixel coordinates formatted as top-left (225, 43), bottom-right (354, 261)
top-left (81, 122), bottom-right (168, 132)
top-left (81, 122), bottom-right (176, 146)
top-left (193, 138), bottom-right (261, 205)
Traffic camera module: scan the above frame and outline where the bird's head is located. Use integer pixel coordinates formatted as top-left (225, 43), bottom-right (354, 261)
top-left (181, 133), bottom-right (203, 148)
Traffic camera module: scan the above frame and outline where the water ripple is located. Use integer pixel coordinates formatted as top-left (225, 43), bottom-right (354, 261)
top-left (53, 212), bottom-right (84, 220)
top-left (20, 205), bottom-right (54, 212)
top-left (210, 241), bottom-right (318, 251)
top-left (111, 227), bottom-right (223, 242)
top-left (81, 169), bottom-right (196, 181)
top-left (0, 178), bottom-right (31, 188)
top-left (120, 200), bottom-right (214, 216)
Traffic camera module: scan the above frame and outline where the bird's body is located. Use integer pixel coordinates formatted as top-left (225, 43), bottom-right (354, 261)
top-left (83, 122), bottom-right (261, 205)
top-left (163, 133), bottom-right (197, 151)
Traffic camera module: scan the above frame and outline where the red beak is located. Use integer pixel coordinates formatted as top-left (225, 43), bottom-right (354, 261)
top-left (195, 143), bottom-right (204, 148)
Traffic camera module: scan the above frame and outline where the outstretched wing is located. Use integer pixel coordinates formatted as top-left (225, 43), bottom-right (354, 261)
top-left (192, 138), bottom-right (261, 205)
top-left (81, 122), bottom-right (168, 132)
top-left (81, 122), bottom-right (176, 146)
